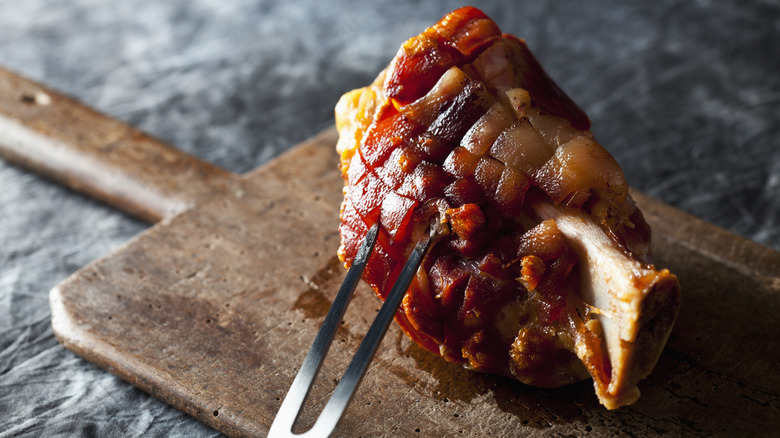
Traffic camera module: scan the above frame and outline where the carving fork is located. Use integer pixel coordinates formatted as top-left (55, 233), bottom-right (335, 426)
top-left (269, 222), bottom-right (438, 437)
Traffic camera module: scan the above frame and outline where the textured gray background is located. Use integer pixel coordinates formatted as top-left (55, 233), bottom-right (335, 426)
top-left (1, 0), bottom-right (778, 436)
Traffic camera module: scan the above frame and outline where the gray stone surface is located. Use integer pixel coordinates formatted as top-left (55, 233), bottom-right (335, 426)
top-left (0, 0), bottom-right (777, 436)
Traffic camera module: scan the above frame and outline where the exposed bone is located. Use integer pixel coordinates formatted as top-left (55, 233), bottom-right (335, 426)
top-left (530, 197), bottom-right (680, 409)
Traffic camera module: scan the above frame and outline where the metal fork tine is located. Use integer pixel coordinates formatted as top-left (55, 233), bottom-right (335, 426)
top-left (269, 222), bottom-right (437, 438)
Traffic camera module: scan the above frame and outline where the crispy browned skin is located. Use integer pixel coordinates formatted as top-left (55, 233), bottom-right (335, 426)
top-left (335, 6), bottom-right (680, 409)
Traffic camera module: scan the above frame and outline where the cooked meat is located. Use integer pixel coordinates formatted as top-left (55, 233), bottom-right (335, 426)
top-left (335, 6), bottom-right (680, 409)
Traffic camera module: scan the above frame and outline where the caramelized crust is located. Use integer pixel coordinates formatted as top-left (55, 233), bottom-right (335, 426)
top-left (335, 7), bottom-right (680, 409)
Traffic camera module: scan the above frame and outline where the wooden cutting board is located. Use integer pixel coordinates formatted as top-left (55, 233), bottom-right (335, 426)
top-left (1, 67), bottom-right (778, 437)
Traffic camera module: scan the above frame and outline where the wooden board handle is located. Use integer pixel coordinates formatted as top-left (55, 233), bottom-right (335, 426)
top-left (0, 67), bottom-right (237, 223)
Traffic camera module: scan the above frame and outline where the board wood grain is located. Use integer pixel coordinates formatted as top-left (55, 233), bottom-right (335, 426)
top-left (2, 67), bottom-right (778, 437)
